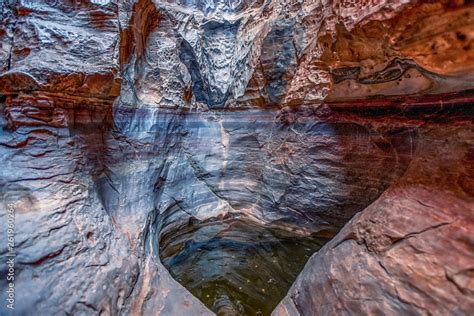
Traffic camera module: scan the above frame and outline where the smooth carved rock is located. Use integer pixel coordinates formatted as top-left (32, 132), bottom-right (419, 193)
top-left (274, 118), bottom-right (474, 315)
top-left (0, 0), bottom-right (473, 315)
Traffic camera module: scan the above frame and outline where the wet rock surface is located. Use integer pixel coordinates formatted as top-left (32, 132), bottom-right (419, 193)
top-left (0, 0), bottom-right (473, 315)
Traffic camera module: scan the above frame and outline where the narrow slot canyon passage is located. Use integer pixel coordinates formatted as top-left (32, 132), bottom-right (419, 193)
top-left (1, 0), bottom-right (473, 315)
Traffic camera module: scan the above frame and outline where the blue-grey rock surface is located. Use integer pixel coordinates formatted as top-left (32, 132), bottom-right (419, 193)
top-left (0, 0), bottom-right (473, 315)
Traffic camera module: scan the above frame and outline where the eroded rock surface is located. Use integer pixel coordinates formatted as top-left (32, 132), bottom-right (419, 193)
top-left (275, 109), bottom-right (474, 315)
top-left (0, 0), bottom-right (473, 315)
top-left (114, 0), bottom-right (474, 108)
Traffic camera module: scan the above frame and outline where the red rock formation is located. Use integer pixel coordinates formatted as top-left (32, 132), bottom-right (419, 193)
top-left (274, 109), bottom-right (474, 315)
top-left (0, 0), bottom-right (473, 315)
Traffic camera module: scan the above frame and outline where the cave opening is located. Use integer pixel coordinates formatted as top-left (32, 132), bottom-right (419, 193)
top-left (158, 214), bottom-right (334, 315)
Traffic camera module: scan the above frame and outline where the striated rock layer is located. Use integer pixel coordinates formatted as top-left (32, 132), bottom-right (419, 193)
top-left (0, 0), bottom-right (473, 315)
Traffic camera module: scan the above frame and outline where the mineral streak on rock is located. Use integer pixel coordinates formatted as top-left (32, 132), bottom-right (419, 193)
top-left (0, 0), bottom-right (473, 315)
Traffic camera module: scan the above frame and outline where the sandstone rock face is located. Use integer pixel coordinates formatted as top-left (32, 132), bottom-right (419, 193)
top-left (0, 0), bottom-right (122, 97)
top-left (114, 0), bottom-right (474, 108)
top-left (0, 0), bottom-right (473, 315)
top-left (274, 110), bottom-right (474, 315)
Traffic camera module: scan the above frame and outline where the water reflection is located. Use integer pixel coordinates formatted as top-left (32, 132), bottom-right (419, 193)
top-left (159, 216), bottom-right (330, 315)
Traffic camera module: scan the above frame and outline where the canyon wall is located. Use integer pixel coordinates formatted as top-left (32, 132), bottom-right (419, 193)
top-left (0, 0), bottom-right (473, 315)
